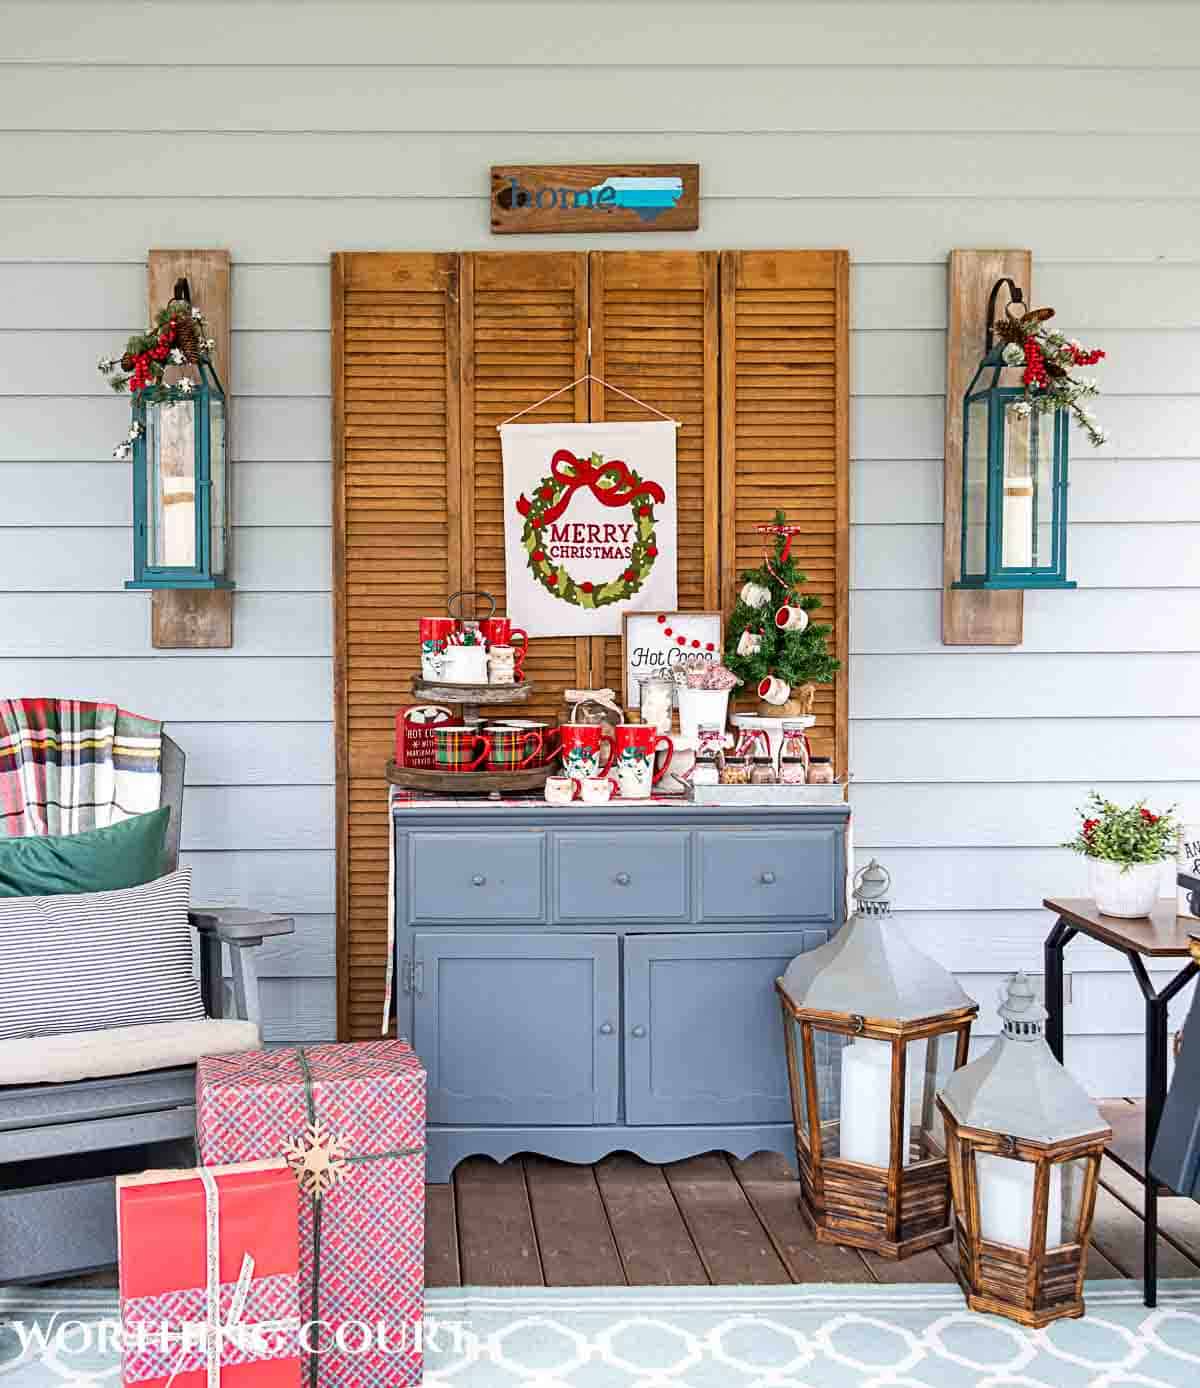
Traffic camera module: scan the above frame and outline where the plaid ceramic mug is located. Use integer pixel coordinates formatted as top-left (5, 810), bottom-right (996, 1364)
top-left (434, 725), bottom-right (489, 772)
top-left (485, 726), bottom-right (543, 771)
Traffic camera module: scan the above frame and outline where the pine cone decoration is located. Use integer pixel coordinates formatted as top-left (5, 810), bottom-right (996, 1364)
top-left (173, 313), bottom-right (202, 363)
top-left (120, 352), bottom-right (135, 371)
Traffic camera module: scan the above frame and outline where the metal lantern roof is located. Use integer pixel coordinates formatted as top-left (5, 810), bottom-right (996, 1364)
top-left (778, 861), bottom-right (976, 1024)
top-left (939, 973), bottom-right (1107, 1145)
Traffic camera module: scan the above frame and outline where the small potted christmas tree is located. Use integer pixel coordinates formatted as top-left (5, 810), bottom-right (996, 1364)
top-left (724, 512), bottom-right (839, 719)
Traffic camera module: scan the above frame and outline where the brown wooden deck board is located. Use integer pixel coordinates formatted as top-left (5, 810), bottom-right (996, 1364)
top-left (423, 1181), bottom-right (461, 1289)
top-left (1100, 1155), bottom-right (1200, 1271)
top-left (1090, 1180), bottom-right (1200, 1280)
top-left (453, 1155), bottom-right (543, 1286)
top-left (594, 1152), bottom-right (708, 1286)
top-left (663, 1153), bottom-right (791, 1285)
top-left (730, 1151), bottom-right (879, 1283)
top-left (523, 1155), bottom-right (626, 1287)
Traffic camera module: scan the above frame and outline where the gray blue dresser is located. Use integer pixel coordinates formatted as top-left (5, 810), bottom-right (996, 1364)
top-left (392, 799), bottom-right (850, 1182)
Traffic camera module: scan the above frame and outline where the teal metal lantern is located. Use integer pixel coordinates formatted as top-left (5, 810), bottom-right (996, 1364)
top-left (955, 279), bottom-right (1075, 591)
top-left (126, 338), bottom-right (232, 591)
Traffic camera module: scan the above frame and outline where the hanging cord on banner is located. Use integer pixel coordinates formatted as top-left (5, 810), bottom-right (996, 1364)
top-left (498, 373), bottom-right (681, 430)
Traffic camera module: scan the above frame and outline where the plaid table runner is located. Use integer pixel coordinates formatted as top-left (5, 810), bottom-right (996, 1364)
top-left (0, 698), bottom-right (163, 837)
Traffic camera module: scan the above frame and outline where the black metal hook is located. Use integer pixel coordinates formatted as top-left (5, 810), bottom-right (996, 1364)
top-left (984, 277), bottom-right (1025, 354)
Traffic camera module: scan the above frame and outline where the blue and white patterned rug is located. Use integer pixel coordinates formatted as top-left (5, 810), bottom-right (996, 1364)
top-left (4, 1281), bottom-right (1200, 1386)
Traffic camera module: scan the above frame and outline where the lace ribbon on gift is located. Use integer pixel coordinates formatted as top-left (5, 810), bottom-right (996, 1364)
top-left (564, 687), bottom-right (624, 723)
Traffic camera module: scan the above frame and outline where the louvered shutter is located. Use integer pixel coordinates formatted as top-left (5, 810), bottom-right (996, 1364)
top-left (719, 250), bottom-right (850, 771)
top-left (588, 251), bottom-right (720, 693)
top-left (332, 252), bottom-right (462, 1039)
top-left (460, 252), bottom-right (591, 720)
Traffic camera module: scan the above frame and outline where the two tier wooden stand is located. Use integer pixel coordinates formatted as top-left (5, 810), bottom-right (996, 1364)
top-left (386, 678), bottom-right (552, 794)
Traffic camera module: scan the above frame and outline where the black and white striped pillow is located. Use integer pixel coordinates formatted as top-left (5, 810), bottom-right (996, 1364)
top-left (0, 868), bottom-right (205, 1041)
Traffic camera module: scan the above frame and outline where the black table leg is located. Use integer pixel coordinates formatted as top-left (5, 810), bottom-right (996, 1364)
top-left (1043, 916), bottom-right (1076, 1064)
top-left (1127, 953), bottom-right (1198, 1308)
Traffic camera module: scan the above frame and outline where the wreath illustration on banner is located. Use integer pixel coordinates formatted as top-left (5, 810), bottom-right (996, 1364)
top-left (516, 448), bottom-right (666, 608)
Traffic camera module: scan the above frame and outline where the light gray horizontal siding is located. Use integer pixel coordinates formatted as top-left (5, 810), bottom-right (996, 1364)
top-left (3, 1), bottom-right (1198, 1082)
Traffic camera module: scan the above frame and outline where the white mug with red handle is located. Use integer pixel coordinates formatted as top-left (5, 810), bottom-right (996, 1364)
top-left (610, 724), bottom-right (674, 800)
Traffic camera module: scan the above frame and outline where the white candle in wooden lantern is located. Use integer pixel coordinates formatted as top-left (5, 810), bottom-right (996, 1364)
top-left (977, 1153), bottom-right (1063, 1249)
top-left (839, 1038), bottom-right (912, 1168)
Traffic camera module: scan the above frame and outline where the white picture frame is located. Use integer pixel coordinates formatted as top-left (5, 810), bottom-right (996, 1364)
top-left (621, 610), bottom-right (724, 710)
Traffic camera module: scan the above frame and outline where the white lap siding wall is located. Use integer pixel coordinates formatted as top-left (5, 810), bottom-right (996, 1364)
top-left (0, 1), bottom-right (1197, 1077)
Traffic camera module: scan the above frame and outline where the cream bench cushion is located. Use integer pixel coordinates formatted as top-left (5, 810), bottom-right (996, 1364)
top-left (0, 1018), bottom-right (258, 1086)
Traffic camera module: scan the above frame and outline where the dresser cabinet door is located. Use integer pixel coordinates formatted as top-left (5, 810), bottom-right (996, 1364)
top-left (698, 828), bottom-right (841, 923)
top-left (407, 831), bottom-right (545, 922)
top-left (624, 930), bottom-right (827, 1126)
top-left (413, 932), bottom-right (619, 1125)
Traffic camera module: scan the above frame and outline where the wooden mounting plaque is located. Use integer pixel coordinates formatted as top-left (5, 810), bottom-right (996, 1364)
top-left (491, 165), bottom-right (699, 234)
top-left (942, 249), bottom-right (1029, 646)
top-left (147, 248), bottom-right (233, 649)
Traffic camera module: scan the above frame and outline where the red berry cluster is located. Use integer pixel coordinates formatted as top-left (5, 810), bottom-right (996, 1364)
top-left (1140, 807), bottom-right (1160, 824)
top-left (128, 318), bottom-right (178, 394)
top-left (1071, 345), bottom-right (1105, 367)
top-left (1082, 818), bottom-right (1099, 838)
top-left (1022, 337), bottom-right (1049, 389)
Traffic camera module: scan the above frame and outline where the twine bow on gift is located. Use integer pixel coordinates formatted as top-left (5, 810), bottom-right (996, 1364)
top-left (518, 449), bottom-right (665, 526)
top-left (565, 687), bottom-right (624, 723)
top-left (156, 1166), bottom-right (301, 1388)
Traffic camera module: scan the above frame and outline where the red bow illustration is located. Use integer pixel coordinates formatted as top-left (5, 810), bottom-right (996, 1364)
top-left (518, 449), bottom-right (665, 527)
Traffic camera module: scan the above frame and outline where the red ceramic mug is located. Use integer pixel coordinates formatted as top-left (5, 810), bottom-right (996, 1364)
top-left (479, 618), bottom-right (529, 676)
top-left (434, 725), bottom-right (489, 772)
top-left (419, 617), bottom-right (457, 680)
top-left (485, 726), bottom-right (543, 771)
top-left (610, 723), bottom-right (674, 800)
top-left (558, 723), bottom-right (615, 780)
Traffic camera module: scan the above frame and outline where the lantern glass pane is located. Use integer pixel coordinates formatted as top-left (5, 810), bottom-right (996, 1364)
top-left (1057, 1156), bottom-right (1090, 1249)
top-left (147, 399), bottom-right (196, 569)
top-left (963, 396), bottom-right (989, 577)
top-left (905, 1033), bottom-right (955, 1161)
top-left (976, 1154), bottom-right (1062, 1252)
top-left (210, 393), bottom-right (227, 576)
top-left (786, 1016), bottom-right (811, 1147)
top-left (1001, 403), bottom-right (1055, 571)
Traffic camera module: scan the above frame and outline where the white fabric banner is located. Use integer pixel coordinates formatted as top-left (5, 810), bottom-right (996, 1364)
top-left (500, 421), bottom-right (678, 636)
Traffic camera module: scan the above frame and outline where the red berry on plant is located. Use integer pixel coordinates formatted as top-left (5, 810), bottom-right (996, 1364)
top-left (532, 549), bottom-right (545, 562)
top-left (638, 505), bottom-right (652, 517)
top-left (546, 573), bottom-right (558, 585)
top-left (581, 581), bottom-right (593, 593)
top-left (646, 545), bottom-right (658, 557)
top-left (539, 486), bottom-right (554, 500)
top-left (624, 568), bottom-right (637, 582)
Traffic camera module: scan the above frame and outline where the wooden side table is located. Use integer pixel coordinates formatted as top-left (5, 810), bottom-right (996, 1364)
top-left (1043, 896), bottom-right (1200, 1307)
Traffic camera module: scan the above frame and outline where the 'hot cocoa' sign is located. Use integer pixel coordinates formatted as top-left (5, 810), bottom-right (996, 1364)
top-left (501, 421), bottom-right (678, 636)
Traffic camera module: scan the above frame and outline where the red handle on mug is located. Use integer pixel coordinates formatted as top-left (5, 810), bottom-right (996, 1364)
top-left (516, 731), bottom-right (543, 769)
top-left (650, 733), bottom-right (675, 785)
top-left (465, 734), bottom-right (490, 771)
top-left (541, 727), bottom-right (563, 764)
top-left (510, 627), bottom-right (529, 675)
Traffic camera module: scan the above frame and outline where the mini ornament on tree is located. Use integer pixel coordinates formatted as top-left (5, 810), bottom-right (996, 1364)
top-left (724, 511), bottom-right (840, 718)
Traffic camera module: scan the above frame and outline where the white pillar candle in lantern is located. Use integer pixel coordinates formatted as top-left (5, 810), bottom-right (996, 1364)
top-left (1002, 477), bottom-right (1034, 567)
top-left (977, 1153), bottom-right (1063, 1249)
top-left (840, 1038), bottom-right (912, 1168)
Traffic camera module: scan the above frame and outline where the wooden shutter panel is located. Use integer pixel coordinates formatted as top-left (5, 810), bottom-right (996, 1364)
top-left (720, 250), bottom-right (850, 772)
top-left (589, 251), bottom-right (720, 694)
top-left (460, 252), bottom-right (590, 720)
top-left (332, 252), bottom-right (461, 1039)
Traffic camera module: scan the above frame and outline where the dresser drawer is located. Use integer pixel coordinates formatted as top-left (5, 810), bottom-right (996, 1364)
top-left (408, 832), bottom-right (545, 922)
top-left (554, 832), bottom-right (690, 922)
top-left (698, 828), bottom-right (840, 923)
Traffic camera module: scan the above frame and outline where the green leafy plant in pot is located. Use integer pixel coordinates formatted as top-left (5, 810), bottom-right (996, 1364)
top-left (1064, 793), bottom-right (1180, 918)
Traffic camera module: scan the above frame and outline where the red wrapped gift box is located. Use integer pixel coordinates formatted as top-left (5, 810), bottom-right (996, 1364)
top-left (117, 1159), bottom-right (302, 1388)
top-left (196, 1043), bottom-right (426, 1388)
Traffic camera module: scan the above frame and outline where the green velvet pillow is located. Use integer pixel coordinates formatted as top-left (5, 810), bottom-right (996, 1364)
top-left (0, 806), bottom-right (171, 898)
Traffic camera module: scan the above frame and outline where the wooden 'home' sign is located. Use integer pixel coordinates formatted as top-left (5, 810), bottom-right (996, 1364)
top-left (491, 164), bottom-right (700, 234)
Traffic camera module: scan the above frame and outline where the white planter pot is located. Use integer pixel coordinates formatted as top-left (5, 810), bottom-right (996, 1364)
top-left (1089, 858), bottom-right (1161, 918)
top-left (677, 687), bottom-right (731, 745)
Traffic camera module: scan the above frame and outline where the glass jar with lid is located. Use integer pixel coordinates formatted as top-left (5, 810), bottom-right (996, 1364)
top-left (750, 755), bottom-right (777, 786)
top-left (720, 754), bottom-right (750, 786)
top-left (638, 673), bottom-right (675, 735)
top-left (807, 756), bottom-right (835, 785)
top-left (692, 753), bottom-right (721, 786)
top-left (779, 756), bottom-right (807, 785)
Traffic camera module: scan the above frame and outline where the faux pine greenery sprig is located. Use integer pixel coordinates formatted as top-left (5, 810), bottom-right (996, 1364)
top-left (1064, 792), bottom-right (1179, 870)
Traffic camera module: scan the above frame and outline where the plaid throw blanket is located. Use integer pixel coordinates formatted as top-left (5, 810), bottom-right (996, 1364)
top-left (0, 699), bottom-right (163, 837)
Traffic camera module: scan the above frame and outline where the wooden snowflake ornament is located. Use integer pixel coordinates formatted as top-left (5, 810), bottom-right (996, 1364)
top-left (285, 1119), bottom-right (349, 1197)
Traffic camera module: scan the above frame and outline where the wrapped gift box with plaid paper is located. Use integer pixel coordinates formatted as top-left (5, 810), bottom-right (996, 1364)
top-left (117, 1159), bottom-right (303, 1388)
top-left (196, 1042), bottom-right (426, 1388)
